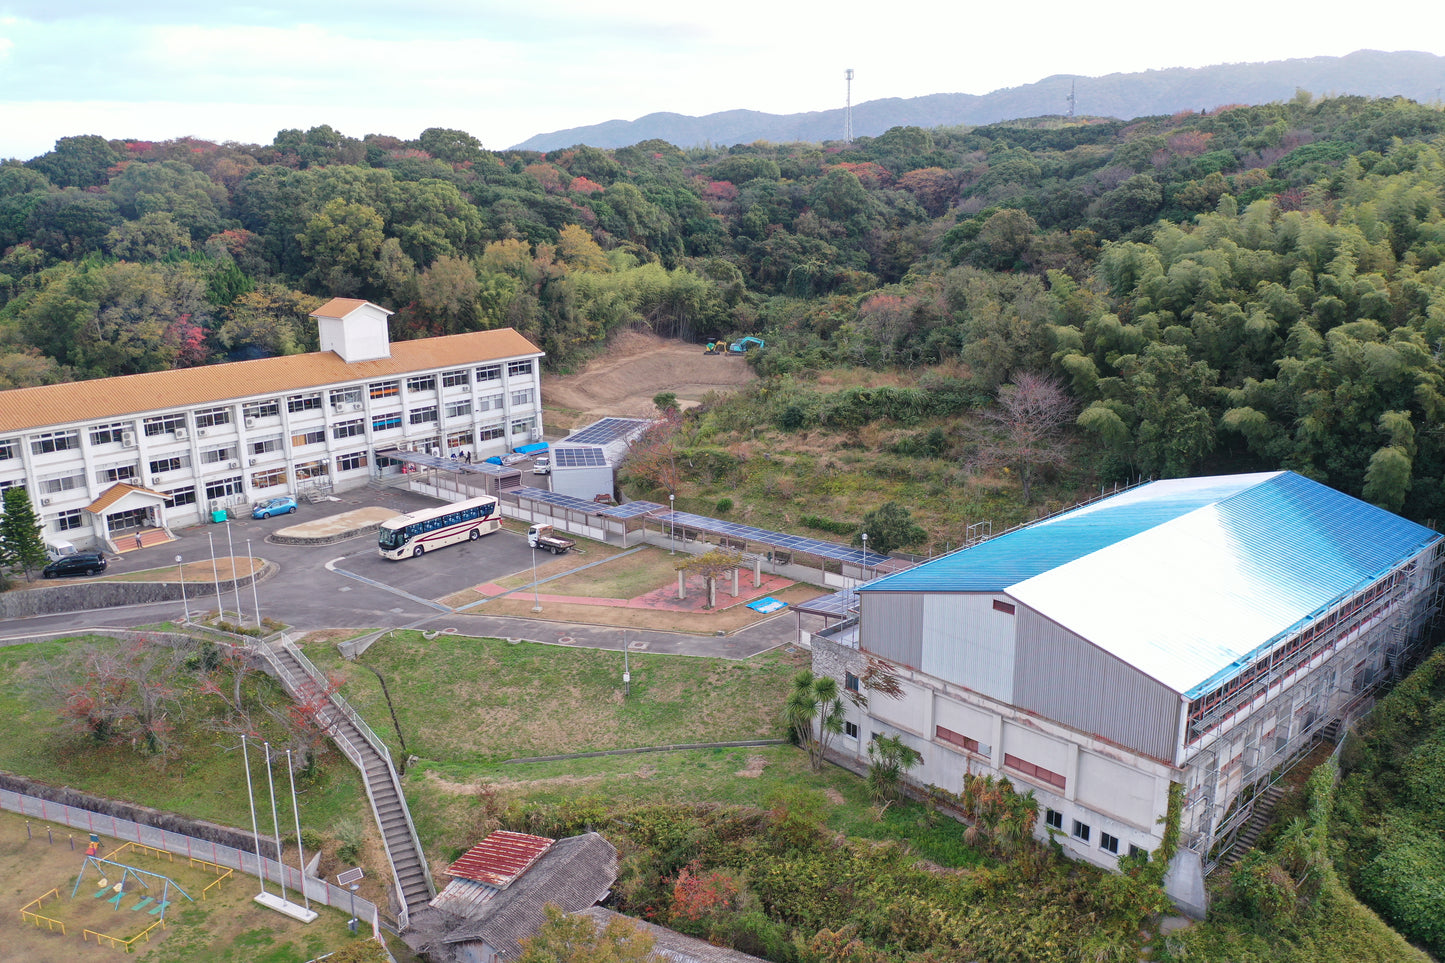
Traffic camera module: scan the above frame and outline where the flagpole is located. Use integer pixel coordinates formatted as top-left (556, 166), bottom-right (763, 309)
top-left (286, 749), bottom-right (311, 911)
top-left (241, 735), bottom-right (268, 895)
top-left (263, 742), bottom-right (289, 906)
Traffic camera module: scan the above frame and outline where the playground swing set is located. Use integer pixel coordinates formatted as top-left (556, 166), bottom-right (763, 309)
top-left (71, 853), bottom-right (194, 921)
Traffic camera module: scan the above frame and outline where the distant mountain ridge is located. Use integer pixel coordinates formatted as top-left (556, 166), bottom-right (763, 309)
top-left (511, 49), bottom-right (1445, 152)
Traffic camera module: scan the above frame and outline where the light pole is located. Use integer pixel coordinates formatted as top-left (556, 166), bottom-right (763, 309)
top-left (207, 532), bottom-right (223, 621)
top-left (176, 555), bottom-right (190, 623)
top-left (247, 538), bottom-right (261, 630)
top-left (348, 882), bottom-right (359, 932)
top-left (531, 543), bottom-right (542, 613)
top-left (860, 532), bottom-right (868, 582)
top-left (669, 493), bottom-right (675, 555)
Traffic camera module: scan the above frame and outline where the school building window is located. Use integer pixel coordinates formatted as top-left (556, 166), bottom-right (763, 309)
top-left (95, 463), bottom-right (139, 484)
top-left (294, 460), bottom-right (329, 480)
top-left (408, 406), bottom-right (438, 425)
top-left (243, 400), bottom-right (279, 420)
top-left (442, 368), bottom-right (470, 388)
top-left (251, 468), bottom-right (288, 489)
top-left (1072, 820), bottom-right (1091, 843)
top-left (251, 436), bottom-right (282, 455)
top-left (507, 359), bottom-right (533, 377)
top-left (1004, 753), bottom-right (1066, 791)
top-left (332, 420), bottom-right (365, 440)
top-left (336, 451), bottom-right (368, 472)
top-left (1099, 832), bottom-right (1120, 855)
top-left (845, 671), bottom-right (860, 692)
top-left (1044, 809), bottom-right (1064, 831)
top-left (142, 415), bottom-right (185, 437)
top-left (476, 363), bottom-right (501, 382)
top-left (287, 394), bottom-right (321, 413)
top-left (31, 429), bottom-right (80, 453)
top-left (445, 400), bottom-right (472, 419)
top-left (195, 407), bottom-right (231, 429)
top-left (162, 486), bottom-right (197, 508)
top-left (373, 414), bottom-right (403, 432)
top-left (844, 721), bottom-right (859, 739)
top-left (291, 429), bottom-right (326, 447)
top-left (511, 388), bottom-right (533, 407)
top-left (54, 509), bottom-right (84, 531)
top-left (407, 375), bottom-right (436, 393)
top-left (150, 454), bottom-right (189, 474)
top-left (478, 424), bottom-right (505, 441)
top-left (89, 423), bottom-right (131, 446)
top-left (369, 380), bottom-right (399, 399)
top-left (205, 476), bottom-right (244, 500)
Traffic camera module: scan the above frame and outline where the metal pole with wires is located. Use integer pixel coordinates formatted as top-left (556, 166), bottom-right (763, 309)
top-left (241, 735), bottom-right (268, 896)
top-left (226, 519), bottom-right (244, 626)
top-left (285, 749), bottom-right (311, 912)
top-left (176, 555), bottom-right (190, 623)
top-left (248, 538), bottom-right (262, 630)
top-left (208, 532), bottom-right (223, 620)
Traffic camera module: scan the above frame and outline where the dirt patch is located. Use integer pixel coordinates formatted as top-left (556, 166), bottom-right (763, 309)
top-left (824, 788), bottom-right (846, 804)
top-left (544, 330), bottom-right (757, 427)
top-left (735, 755), bottom-right (768, 778)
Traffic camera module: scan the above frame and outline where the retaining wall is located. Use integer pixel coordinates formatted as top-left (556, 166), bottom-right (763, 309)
top-left (0, 563), bottom-right (273, 620)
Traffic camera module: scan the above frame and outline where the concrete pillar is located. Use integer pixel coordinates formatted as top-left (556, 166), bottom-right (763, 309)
top-left (990, 715), bottom-right (1004, 770)
top-left (732, 568), bottom-right (740, 597)
top-left (677, 569), bottom-right (685, 600)
top-left (753, 556), bottom-right (761, 587)
top-left (1064, 743), bottom-right (1079, 801)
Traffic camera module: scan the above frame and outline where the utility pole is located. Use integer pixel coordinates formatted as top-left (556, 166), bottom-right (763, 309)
top-left (844, 68), bottom-right (855, 144)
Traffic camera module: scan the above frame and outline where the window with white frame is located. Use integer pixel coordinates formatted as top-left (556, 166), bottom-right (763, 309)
top-left (251, 436), bottom-right (282, 456)
top-left (369, 380), bottom-right (399, 399)
top-left (205, 476), bottom-right (244, 500)
top-left (251, 467), bottom-right (287, 488)
top-left (243, 399), bottom-right (279, 421)
top-left (510, 388), bottom-right (533, 407)
top-left (291, 428), bottom-right (325, 447)
top-left (149, 453), bottom-right (190, 474)
top-left (1044, 809), bottom-right (1064, 831)
top-left (442, 368), bottom-right (470, 388)
top-left (332, 420), bottom-right (365, 440)
top-left (294, 459), bottom-right (328, 480)
top-left (476, 363), bottom-right (501, 383)
top-left (409, 406), bottom-right (438, 425)
top-left (200, 445), bottom-right (238, 465)
top-left (194, 407), bottom-right (232, 429)
top-left (478, 394), bottom-right (502, 412)
top-left (510, 416), bottom-right (534, 435)
top-left (95, 462), bottom-right (140, 484)
top-left (372, 414), bottom-right (402, 432)
top-left (53, 509), bottom-right (84, 531)
top-left (89, 423), bottom-right (131, 446)
top-left (39, 471), bottom-right (84, 494)
top-left (336, 451), bottom-right (368, 472)
top-left (1099, 832), bottom-right (1120, 855)
top-left (31, 429), bottom-right (80, 454)
top-left (142, 414), bottom-right (186, 437)
top-left (0, 438), bottom-right (17, 460)
top-left (445, 400), bottom-right (472, 419)
top-left (446, 430), bottom-right (473, 448)
top-left (478, 423), bottom-right (505, 441)
top-left (507, 359), bottom-right (533, 377)
top-left (407, 375), bottom-right (436, 393)
top-left (329, 386), bottom-right (363, 408)
top-left (1072, 820), bottom-right (1091, 843)
top-left (844, 721), bottom-right (859, 739)
top-left (287, 394), bottom-right (321, 413)
top-left (162, 486), bottom-right (197, 508)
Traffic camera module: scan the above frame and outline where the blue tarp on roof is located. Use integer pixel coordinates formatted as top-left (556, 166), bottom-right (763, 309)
top-left (861, 471), bottom-right (1441, 696)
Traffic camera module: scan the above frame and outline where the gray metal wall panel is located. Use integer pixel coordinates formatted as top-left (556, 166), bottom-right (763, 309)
top-left (860, 593), bottom-right (925, 668)
top-left (1014, 608), bottom-right (1181, 761)
top-left (920, 595), bottom-right (1016, 702)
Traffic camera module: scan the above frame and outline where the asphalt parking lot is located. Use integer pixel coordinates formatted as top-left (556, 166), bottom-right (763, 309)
top-left (331, 525), bottom-right (538, 601)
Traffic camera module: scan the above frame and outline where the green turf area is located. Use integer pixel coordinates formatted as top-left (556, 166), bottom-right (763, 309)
top-left (306, 630), bottom-right (800, 765)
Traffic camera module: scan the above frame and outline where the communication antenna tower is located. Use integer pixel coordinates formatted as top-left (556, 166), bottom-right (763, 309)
top-left (844, 68), bottom-right (855, 144)
top-left (1067, 81), bottom-right (1076, 120)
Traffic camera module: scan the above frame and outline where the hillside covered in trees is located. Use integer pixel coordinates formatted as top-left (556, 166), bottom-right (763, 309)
top-left (3, 94), bottom-right (1445, 523)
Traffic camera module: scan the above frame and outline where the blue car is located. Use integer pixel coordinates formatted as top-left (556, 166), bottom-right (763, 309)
top-left (252, 496), bottom-right (298, 519)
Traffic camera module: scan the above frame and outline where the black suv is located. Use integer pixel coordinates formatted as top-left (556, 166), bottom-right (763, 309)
top-left (42, 552), bottom-right (108, 578)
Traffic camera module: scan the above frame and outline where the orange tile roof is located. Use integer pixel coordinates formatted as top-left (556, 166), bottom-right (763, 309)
top-left (0, 329), bottom-right (542, 434)
top-left (312, 298), bottom-right (385, 319)
top-left (85, 482), bottom-right (167, 514)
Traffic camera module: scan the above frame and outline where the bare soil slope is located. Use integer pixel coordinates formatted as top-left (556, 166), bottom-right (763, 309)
top-left (543, 331), bottom-right (757, 428)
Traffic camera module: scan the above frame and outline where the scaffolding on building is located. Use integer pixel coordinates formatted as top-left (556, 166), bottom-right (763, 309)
top-left (1181, 545), bottom-right (1445, 874)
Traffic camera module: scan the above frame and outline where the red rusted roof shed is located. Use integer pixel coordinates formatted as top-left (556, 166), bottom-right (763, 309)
top-left (444, 831), bottom-right (555, 888)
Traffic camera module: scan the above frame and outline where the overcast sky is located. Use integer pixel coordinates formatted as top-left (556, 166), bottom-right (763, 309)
top-left (1, 1), bottom-right (1442, 161)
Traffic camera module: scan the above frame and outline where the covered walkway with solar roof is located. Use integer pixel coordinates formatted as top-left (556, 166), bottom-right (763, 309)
top-left (375, 447), bottom-right (528, 500)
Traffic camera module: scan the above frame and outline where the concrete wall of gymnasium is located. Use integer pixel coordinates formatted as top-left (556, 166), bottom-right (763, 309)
top-left (0, 563), bottom-right (274, 621)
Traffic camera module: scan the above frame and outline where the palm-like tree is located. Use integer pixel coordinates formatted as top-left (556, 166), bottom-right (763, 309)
top-left (783, 670), bottom-right (844, 770)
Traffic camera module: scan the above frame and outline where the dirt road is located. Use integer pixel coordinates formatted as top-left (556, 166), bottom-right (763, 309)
top-left (542, 330), bottom-right (758, 428)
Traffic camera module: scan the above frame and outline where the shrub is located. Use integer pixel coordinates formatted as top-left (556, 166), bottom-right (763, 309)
top-left (800, 514), bottom-right (856, 536)
top-left (715, 498), bottom-right (734, 514)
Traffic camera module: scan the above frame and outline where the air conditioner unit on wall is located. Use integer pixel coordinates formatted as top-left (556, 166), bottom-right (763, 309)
top-left (228, 461), bottom-right (239, 470)
top-left (244, 417), bottom-right (256, 429)
top-left (249, 458), bottom-right (257, 467)
top-left (196, 428), bottom-right (207, 438)
top-left (121, 431), bottom-right (136, 448)
top-left (349, 402), bottom-right (363, 412)
top-left (173, 428), bottom-right (188, 440)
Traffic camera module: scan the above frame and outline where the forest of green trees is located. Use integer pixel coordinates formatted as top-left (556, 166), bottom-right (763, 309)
top-left (3, 94), bottom-right (1445, 521)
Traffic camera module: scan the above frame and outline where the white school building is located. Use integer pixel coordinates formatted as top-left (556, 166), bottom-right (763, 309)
top-left (0, 299), bottom-right (544, 551)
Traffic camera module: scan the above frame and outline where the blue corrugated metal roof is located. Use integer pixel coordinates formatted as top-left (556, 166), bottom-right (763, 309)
top-left (862, 473), bottom-right (1276, 593)
top-left (862, 472), bottom-right (1440, 695)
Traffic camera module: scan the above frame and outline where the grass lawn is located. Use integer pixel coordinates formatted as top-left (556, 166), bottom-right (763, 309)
top-left (306, 630), bottom-right (802, 767)
top-left (0, 809), bottom-right (401, 963)
top-left (0, 637), bottom-right (369, 860)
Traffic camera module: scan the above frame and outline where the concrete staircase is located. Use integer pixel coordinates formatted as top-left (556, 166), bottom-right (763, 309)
top-left (1220, 783), bottom-right (1287, 869)
top-left (263, 639), bottom-right (434, 927)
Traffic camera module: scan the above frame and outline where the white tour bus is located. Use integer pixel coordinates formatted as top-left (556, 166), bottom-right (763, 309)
top-left (377, 495), bottom-right (502, 559)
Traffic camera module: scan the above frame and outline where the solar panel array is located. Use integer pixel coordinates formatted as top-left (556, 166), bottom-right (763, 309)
top-left (566, 417), bottom-right (653, 446)
top-left (597, 500), bottom-right (665, 519)
top-left (378, 449), bottom-right (515, 474)
top-left (794, 588), bottom-right (860, 618)
top-left (658, 510), bottom-right (890, 566)
top-left (516, 487), bottom-right (605, 513)
top-left (551, 445), bottom-right (608, 468)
